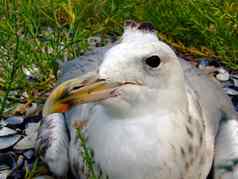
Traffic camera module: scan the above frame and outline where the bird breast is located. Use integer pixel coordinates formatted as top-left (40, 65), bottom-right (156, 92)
top-left (70, 104), bottom-right (211, 179)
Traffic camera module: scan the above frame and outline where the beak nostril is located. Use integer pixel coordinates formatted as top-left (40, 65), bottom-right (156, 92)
top-left (70, 78), bottom-right (106, 92)
top-left (95, 78), bottom-right (106, 82)
top-left (71, 85), bottom-right (83, 91)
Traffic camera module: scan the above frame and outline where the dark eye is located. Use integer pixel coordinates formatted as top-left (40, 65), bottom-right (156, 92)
top-left (145, 55), bottom-right (161, 68)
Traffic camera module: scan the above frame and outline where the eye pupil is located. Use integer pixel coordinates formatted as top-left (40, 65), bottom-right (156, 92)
top-left (145, 56), bottom-right (161, 68)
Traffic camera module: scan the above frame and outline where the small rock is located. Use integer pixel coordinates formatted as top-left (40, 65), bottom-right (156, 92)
top-left (233, 79), bottom-right (238, 87)
top-left (0, 127), bottom-right (17, 137)
top-left (5, 116), bottom-right (24, 127)
top-left (197, 59), bottom-right (218, 75)
top-left (22, 64), bottom-right (41, 81)
top-left (222, 79), bottom-right (234, 88)
top-left (231, 74), bottom-right (238, 79)
top-left (216, 68), bottom-right (230, 81)
top-left (0, 164), bottom-right (10, 171)
top-left (88, 36), bottom-right (102, 48)
top-left (23, 150), bottom-right (34, 160)
top-left (14, 137), bottom-right (34, 150)
top-left (25, 103), bottom-right (38, 117)
top-left (22, 91), bottom-right (29, 99)
top-left (224, 87), bottom-right (238, 96)
top-left (0, 135), bottom-right (22, 150)
top-left (14, 123), bottom-right (40, 150)
top-left (198, 59), bottom-right (209, 68)
top-left (0, 120), bottom-right (7, 128)
top-left (198, 59), bottom-right (210, 71)
top-left (0, 170), bottom-right (11, 179)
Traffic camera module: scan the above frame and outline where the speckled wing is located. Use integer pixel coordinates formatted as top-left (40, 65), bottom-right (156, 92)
top-left (35, 113), bottom-right (69, 177)
top-left (180, 58), bottom-right (235, 135)
top-left (180, 58), bottom-right (238, 179)
top-left (35, 46), bottom-right (109, 177)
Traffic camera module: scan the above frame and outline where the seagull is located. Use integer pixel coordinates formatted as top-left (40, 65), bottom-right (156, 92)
top-left (36, 20), bottom-right (238, 179)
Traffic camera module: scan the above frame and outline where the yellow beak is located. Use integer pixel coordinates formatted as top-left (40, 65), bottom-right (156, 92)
top-left (42, 74), bottom-right (140, 117)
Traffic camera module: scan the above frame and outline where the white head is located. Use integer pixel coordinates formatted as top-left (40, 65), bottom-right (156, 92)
top-left (43, 20), bottom-right (187, 118)
top-left (98, 21), bottom-right (187, 117)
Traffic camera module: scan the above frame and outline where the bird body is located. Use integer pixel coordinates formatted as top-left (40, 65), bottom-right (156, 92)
top-left (66, 61), bottom-right (215, 179)
top-left (68, 103), bottom-right (209, 179)
top-left (36, 21), bottom-right (238, 179)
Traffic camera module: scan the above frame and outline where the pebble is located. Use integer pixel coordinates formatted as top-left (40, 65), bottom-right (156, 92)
top-left (14, 136), bottom-right (34, 150)
top-left (216, 68), bottom-right (230, 81)
top-left (0, 135), bottom-right (22, 150)
top-left (224, 87), bottom-right (238, 96)
top-left (198, 59), bottom-right (209, 69)
top-left (25, 103), bottom-right (38, 117)
top-left (0, 127), bottom-right (17, 137)
top-left (5, 116), bottom-right (24, 127)
top-left (22, 65), bottom-right (41, 81)
top-left (23, 150), bottom-right (34, 160)
top-left (0, 170), bottom-right (11, 179)
top-left (88, 36), bottom-right (102, 48)
top-left (14, 123), bottom-right (40, 150)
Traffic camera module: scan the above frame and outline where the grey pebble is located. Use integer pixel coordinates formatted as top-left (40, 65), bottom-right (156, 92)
top-left (5, 116), bottom-right (24, 126)
top-left (0, 127), bottom-right (17, 137)
top-left (0, 135), bottom-right (22, 150)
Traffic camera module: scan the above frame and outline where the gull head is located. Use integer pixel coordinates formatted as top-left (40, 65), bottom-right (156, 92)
top-left (43, 20), bottom-right (187, 118)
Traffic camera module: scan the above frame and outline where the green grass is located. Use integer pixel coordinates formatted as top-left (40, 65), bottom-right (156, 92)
top-left (0, 0), bottom-right (237, 116)
top-left (77, 128), bottom-right (102, 179)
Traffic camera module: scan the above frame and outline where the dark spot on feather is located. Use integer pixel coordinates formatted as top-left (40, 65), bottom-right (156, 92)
top-left (188, 144), bottom-right (193, 154)
top-left (71, 85), bottom-right (84, 91)
top-left (188, 116), bottom-right (192, 124)
top-left (180, 147), bottom-right (186, 157)
top-left (199, 133), bottom-right (203, 146)
top-left (186, 126), bottom-right (193, 138)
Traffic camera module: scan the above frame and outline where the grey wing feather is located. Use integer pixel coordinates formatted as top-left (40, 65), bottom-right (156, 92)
top-left (181, 58), bottom-right (238, 179)
top-left (36, 46), bottom-right (109, 177)
top-left (181, 58), bottom-right (236, 134)
top-left (35, 113), bottom-right (69, 177)
top-left (58, 46), bottom-right (109, 83)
